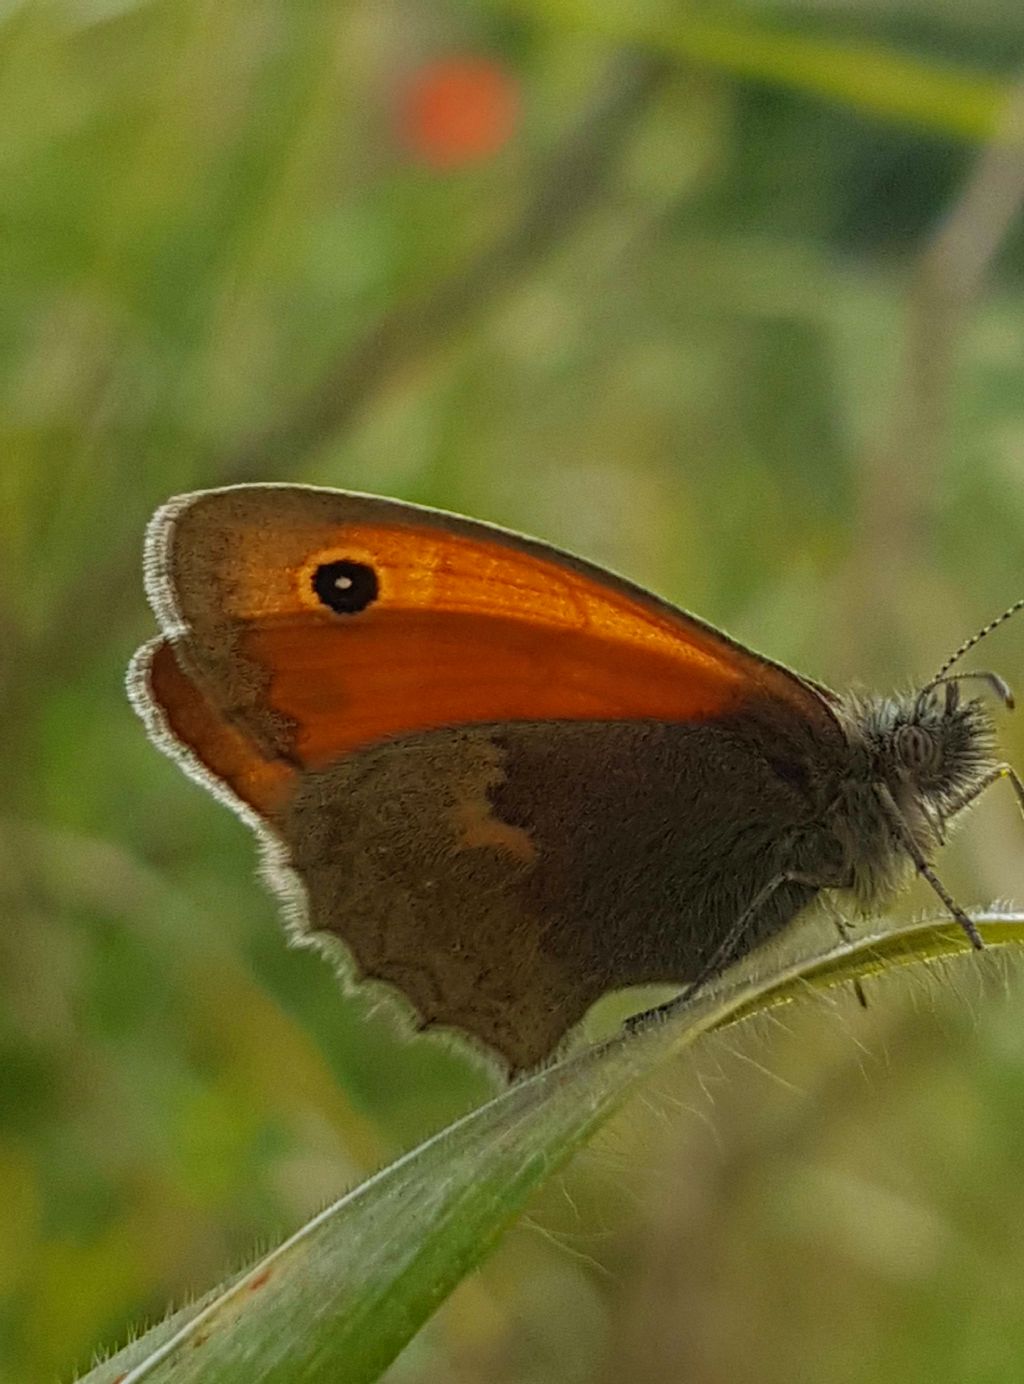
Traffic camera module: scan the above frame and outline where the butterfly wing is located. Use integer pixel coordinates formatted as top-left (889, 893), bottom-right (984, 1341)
top-left (129, 484), bottom-right (843, 1072)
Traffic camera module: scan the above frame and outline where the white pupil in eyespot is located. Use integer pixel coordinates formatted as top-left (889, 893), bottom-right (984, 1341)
top-left (335, 575), bottom-right (353, 589)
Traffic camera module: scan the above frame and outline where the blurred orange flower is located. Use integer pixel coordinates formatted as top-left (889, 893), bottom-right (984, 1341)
top-left (397, 56), bottom-right (520, 168)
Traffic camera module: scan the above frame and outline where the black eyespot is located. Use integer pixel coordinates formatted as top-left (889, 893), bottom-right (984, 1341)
top-left (312, 559), bottom-right (379, 615)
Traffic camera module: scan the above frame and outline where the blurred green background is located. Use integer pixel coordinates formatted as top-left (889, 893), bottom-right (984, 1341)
top-left (4, 2), bottom-right (1024, 1380)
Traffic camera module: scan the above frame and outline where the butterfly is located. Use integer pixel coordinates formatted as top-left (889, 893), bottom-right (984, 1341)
top-left (128, 484), bottom-right (1023, 1075)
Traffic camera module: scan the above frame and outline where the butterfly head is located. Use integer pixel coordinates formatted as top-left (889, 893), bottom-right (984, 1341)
top-left (854, 594), bottom-right (1024, 846)
top-left (881, 594), bottom-right (1024, 817)
top-left (822, 673), bottom-right (1002, 919)
top-left (866, 676), bottom-right (1001, 818)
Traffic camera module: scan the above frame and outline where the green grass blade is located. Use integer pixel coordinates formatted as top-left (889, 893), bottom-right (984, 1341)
top-left (82, 909), bottom-right (1024, 1384)
top-left (508, 0), bottom-right (1008, 139)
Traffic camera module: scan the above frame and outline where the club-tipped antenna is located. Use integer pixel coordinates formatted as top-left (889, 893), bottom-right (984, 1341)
top-left (925, 596), bottom-right (1024, 690)
top-left (926, 670), bottom-right (1015, 710)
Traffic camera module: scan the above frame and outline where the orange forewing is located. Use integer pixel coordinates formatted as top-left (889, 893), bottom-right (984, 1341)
top-left (140, 486), bottom-right (839, 817)
top-left (245, 601), bottom-right (750, 768)
top-left (144, 639), bottom-right (293, 816)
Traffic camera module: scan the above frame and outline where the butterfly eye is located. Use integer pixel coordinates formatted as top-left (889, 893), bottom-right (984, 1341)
top-left (895, 722), bottom-right (939, 774)
top-left (312, 559), bottom-right (379, 615)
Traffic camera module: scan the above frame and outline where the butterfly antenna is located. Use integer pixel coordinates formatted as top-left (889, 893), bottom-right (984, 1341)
top-left (926, 596), bottom-right (1024, 688)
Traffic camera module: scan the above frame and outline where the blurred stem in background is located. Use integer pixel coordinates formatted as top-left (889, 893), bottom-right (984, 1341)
top-left (226, 50), bottom-right (670, 478)
top-left (851, 75), bottom-right (1024, 671)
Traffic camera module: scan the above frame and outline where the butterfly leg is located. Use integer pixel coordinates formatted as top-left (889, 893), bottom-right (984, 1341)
top-left (945, 762), bottom-right (1024, 825)
top-left (875, 783), bottom-right (984, 950)
top-left (624, 868), bottom-right (832, 1035)
top-left (818, 894), bottom-right (868, 1008)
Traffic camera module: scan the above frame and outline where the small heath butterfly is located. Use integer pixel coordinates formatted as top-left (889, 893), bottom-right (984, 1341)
top-left (128, 485), bottom-right (1023, 1074)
